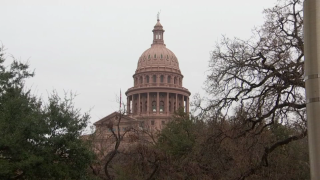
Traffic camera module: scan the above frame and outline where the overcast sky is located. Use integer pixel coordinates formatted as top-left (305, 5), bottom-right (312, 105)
top-left (1, 0), bottom-right (279, 126)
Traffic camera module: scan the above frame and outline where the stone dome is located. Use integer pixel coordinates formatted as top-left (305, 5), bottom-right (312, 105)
top-left (137, 44), bottom-right (180, 70)
top-left (136, 19), bottom-right (180, 71)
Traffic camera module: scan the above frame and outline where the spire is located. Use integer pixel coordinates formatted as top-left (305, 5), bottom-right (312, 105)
top-left (152, 12), bottom-right (165, 46)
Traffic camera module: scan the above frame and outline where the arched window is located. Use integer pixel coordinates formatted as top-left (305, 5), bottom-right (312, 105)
top-left (160, 75), bottom-right (164, 83)
top-left (167, 76), bottom-right (171, 83)
top-left (160, 101), bottom-right (164, 113)
top-left (161, 54), bottom-right (163, 59)
top-left (154, 54), bottom-right (156, 58)
top-left (153, 75), bottom-right (157, 83)
top-left (152, 101), bottom-right (157, 112)
top-left (146, 75), bottom-right (149, 83)
top-left (140, 76), bottom-right (143, 84)
top-left (174, 77), bottom-right (177, 84)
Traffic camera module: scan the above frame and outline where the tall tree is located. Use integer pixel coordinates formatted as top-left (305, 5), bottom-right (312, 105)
top-left (0, 46), bottom-right (95, 179)
top-left (195, 0), bottom-right (307, 178)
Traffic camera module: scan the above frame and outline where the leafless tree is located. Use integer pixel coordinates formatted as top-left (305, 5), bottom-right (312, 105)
top-left (194, 0), bottom-right (307, 178)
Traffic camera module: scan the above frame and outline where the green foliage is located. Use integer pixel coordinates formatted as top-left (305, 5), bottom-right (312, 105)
top-left (0, 47), bottom-right (95, 179)
top-left (157, 109), bottom-right (195, 157)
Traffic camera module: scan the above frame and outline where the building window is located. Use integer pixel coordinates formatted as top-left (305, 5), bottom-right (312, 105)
top-left (160, 75), bottom-right (164, 83)
top-left (169, 101), bottom-right (171, 112)
top-left (153, 75), bottom-right (156, 83)
top-left (151, 120), bottom-right (154, 125)
top-left (160, 101), bottom-right (164, 112)
top-left (139, 122), bottom-right (144, 128)
top-left (174, 77), bottom-right (177, 84)
top-left (161, 54), bottom-right (163, 59)
top-left (146, 75), bottom-right (149, 83)
top-left (154, 54), bottom-right (156, 58)
top-left (145, 101), bottom-right (147, 112)
top-left (167, 76), bottom-right (171, 83)
top-left (140, 76), bottom-right (143, 84)
top-left (152, 101), bottom-right (157, 112)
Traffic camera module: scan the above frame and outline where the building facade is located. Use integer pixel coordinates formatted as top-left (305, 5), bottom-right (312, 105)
top-left (125, 18), bottom-right (190, 130)
top-left (94, 18), bottom-right (190, 132)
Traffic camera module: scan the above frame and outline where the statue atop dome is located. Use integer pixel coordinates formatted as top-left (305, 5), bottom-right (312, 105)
top-left (157, 11), bottom-right (161, 21)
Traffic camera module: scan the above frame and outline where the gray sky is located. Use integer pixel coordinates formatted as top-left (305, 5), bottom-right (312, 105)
top-left (1, 0), bottom-right (278, 126)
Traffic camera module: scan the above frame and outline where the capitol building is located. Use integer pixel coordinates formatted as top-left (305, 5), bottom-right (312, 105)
top-left (93, 17), bottom-right (190, 137)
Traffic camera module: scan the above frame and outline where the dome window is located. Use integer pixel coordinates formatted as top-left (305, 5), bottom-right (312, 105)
top-left (161, 54), bottom-right (163, 59)
top-left (167, 76), bottom-right (171, 83)
top-left (160, 101), bottom-right (164, 113)
top-left (152, 101), bottom-right (157, 112)
top-left (148, 55), bottom-right (150, 59)
top-left (146, 75), bottom-right (149, 83)
top-left (154, 54), bottom-right (156, 58)
top-left (160, 75), bottom-right (164, 83)
top-left (167, 55), bottom-right (169, 59)
top-left (153, 75), bottom-right (156, 83)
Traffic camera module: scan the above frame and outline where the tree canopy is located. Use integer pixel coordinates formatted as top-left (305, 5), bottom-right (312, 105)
top-left (0, 47), bottom-right (95, 179)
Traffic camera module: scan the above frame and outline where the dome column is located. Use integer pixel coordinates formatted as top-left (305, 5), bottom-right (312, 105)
top-left (127, 96), bottom-right (129, 114)
top-left (138, 93), bottom-right (141, 115)
top-left (182, 95), bottom-right (185, 111)
top-left (186, 97), bottom-right (189, 113)
top-left (147, 92), bottom-right (150, 115)
top-left (166, 93), bottom-right (169, 114)
top-left (157, 92), bottom-right (160, 114)
top-left (175, 93), bottom-right (178, 111)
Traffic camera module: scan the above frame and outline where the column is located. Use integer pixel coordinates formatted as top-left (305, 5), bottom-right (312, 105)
top-left (186, 97), bottom-right (189, 113)
top-left (138, 93), bottom-right (140, 115)
top-left (132, 95), bottom-right (135, 115)
top-left (167, 93), bottom-right (169, 114)
top-left (157, 92), bottom-right (159, 114)
top-left (147, 92), bottom-right (149, 115)
top-left (127, 96), bottom-right (129, 114)
top-left (175, 93), bottom-right (178, 111)
top-left (182, 96), bottom-right (185, 112)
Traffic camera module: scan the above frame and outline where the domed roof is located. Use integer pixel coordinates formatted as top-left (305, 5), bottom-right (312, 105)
top-left (136, 19), bottom-right (180, 71)
top-left (137, 44), bottom-right (180, 70)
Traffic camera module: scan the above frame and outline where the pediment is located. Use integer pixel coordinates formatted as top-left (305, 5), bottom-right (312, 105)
top-left (93, 111), bottom-right (137, 126)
